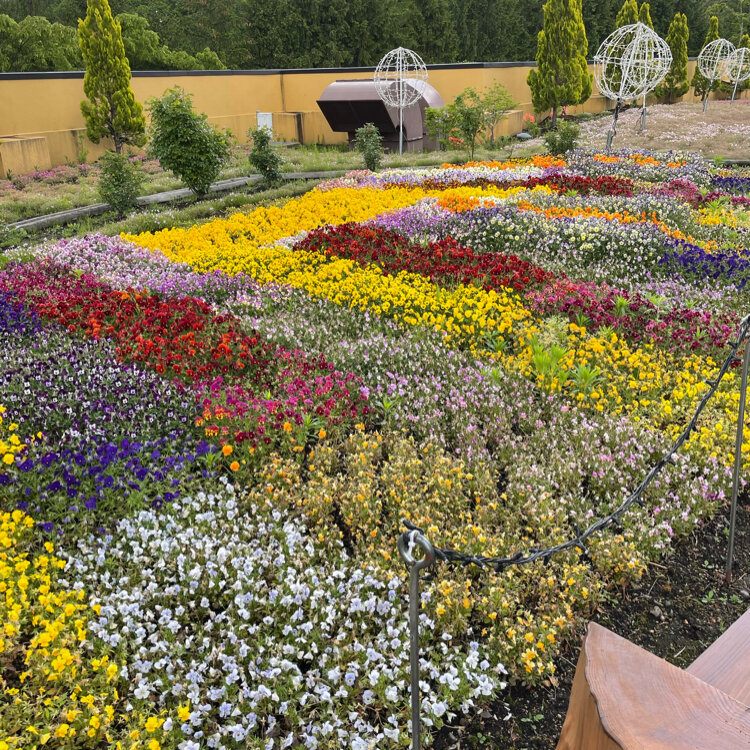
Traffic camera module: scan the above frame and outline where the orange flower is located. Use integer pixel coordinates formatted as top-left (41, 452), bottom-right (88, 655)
top-left (229, 461), bottom-right (240, 472)
top-left (283, 422), bottom-right (293, 432)
top-left (222, 445), bottom-right (233, 456)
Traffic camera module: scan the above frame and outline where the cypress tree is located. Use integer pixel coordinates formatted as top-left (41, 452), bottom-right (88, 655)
top-left (655, 12), bottom-right (690, 103)
top-left (615, 0), bottom-right (638, 28)
top-left (691, 15), bottom-right (720, 103)
top-left (527, 0), bottom-right (592, 126)
top-left (78, 0), bottom-right (146, 154)
top-left (637, 2), bottom-right (653, 29)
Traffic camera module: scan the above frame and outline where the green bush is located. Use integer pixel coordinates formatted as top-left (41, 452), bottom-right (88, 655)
top-left (147, 86), bottom-right (232, 196)
top-left (543, 120), bottom-right (580, 154)
top-left (97, 151), bottom-right (144, 216)
top-left (353, 123), bottom-right (384, 172)
top-left (248, 126), bottom-right (283, 185)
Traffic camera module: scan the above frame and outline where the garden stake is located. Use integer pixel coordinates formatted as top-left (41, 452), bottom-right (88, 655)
top-left (398, 529), bottom-right (436, 750)
top-left (726, 336), bottom-right (750, 584)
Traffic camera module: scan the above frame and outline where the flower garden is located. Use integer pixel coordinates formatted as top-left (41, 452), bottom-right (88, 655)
top-left (1, 149), bottom-right (749, 749)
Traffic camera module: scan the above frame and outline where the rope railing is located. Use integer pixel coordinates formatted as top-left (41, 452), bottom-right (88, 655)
top-left (398, 311), bottom-right (750, 750)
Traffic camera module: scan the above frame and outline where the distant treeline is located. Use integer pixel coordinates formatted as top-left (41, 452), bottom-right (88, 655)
top-left (0, 0), bottom-right (745, 72)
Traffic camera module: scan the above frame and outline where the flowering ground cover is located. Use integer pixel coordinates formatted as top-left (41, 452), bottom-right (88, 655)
top-left (1, 148), bottom-right (748, 748)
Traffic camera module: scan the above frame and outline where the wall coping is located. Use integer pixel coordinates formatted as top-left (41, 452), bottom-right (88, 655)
top-left (0, 57), bottom-right (702, 80)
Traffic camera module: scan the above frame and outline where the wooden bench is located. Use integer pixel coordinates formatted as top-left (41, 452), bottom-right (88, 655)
top-left (557, 618), bottom-right (750, 749)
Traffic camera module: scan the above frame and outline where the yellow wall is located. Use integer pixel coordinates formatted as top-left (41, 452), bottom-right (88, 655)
top-left (0, 60), bottom-right (746, 172)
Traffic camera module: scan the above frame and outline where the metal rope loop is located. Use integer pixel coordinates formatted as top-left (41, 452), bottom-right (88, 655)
top-left (398, 530), bottom-right (436, 572)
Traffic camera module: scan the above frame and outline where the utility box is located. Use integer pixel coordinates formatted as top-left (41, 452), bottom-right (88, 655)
top-left (316, 79), bottom-right (445, 152)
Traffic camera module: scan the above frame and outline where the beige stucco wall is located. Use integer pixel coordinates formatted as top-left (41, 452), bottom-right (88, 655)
top-left (0, 59), bottom-right (746, 172)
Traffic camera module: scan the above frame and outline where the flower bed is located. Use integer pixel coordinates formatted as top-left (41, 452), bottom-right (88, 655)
top-left (1, 150), bottom-right (748, 748)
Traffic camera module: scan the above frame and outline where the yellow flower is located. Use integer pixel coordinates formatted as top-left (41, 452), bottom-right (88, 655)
top-left (177, 704), bottom-right (191, 721)
top-left (54, 724), bottom-right (70, 738)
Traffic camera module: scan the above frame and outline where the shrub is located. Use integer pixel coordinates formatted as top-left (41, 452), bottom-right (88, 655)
top-left (353, 122), bottom-right (384, 172)
top-left (97, 151), bottom-right (144, 216)
top-left (248, 125), bottom-right (283, 185)
top-left (147, 86), bottom-right (232, 196)
top-left (544, 120), bottom-right (580, 154)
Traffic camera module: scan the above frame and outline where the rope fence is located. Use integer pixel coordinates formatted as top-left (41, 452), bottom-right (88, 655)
top-left (398, 311), bottom-right (750, 750)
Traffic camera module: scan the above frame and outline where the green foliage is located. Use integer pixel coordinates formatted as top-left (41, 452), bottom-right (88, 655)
top-left (543, 120), bottom-right (580, 153)
top-left (692, 15), bottom-right (720, 102)
top-left (147, 86), bottom-right (232, 196)
top-left (195, 47), bottom-right (226, 70)
top-left (615, 0), bottom-right (638, 28)
top-left (248, 126), bottom-right (284, 185)
top-left (353, 123), bottom-right (384, 172)
top-left (0, 14), bottom-right (80, 71)
top-left (97, 151), bottom-right (144, 217)
top-left (637, 2), bottom-right (653, 29)
top-left (424, 107), bottom-right (454, 150)
top-left (527, 0), bottom-right (592, 125)
top-left (482, 82), bottom-right (518, 146)
top-left (78, 0), bottom-right (146, 154)
top-left (446, 88), bottom-right (485, 159)
top-left (654, 12), bottom-right (690, 103)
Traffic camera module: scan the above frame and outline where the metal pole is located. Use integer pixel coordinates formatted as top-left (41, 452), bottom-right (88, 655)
top-left (726, 337), bottom-right (750, 583)
top-left (732, 76), bottom-right (740, 103)
top-left (606, 101), bottom-right (621, 152)
top-left (398, 529), bottom-right (435, 750)
top-left (640, 93), bottom-right (647, 132)
top-left (399, 107), bottom-right (404, 156)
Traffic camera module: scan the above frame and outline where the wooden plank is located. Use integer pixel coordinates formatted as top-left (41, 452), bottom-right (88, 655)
top-left (557, 623), bottom-right (750, 749)
top-left (557, 644), bottom-right (623, 750)
top-left (687, 607), bottom-right (750, 705)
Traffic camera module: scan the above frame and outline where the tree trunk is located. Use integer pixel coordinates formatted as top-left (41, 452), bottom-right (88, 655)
top-left (552, 106), bottom-right (558, 128)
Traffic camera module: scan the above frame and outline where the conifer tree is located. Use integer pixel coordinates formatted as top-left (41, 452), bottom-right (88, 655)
top-left (691, 15), bottom-right (720, 102)
top-left (637, 2), bottom-right (653, 29)
top-left (615, 0), bottom-right (638, 28)
top-left (78, 0), bottom-right (146, 153)
top-left (527, 0), bottom-right (592, 126)
top-left (654, 12), bottom-right (690, 103)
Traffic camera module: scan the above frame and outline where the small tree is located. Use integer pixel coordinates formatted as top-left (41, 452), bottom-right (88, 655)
top-left (147, 87), bottom-right (232, 196)
top-left (482, 82), bottom-right (517, 147)
top-left (654, 12), bottom-right (690, 103)
top-left (692, 16), bottom-right (720, 102)
top-left (353, 123), bottom-right (384, 172)
top-left (97, 151), bottom-right (144, 216)
top-left (78, 0), bottom-right (146, 154)
top-left (249, 125), bottom-right (283, 184)
top-left (424, 107), bottom-right (454, 150)
top-left (527, 0), bottom-right (592, 126)
top-left (615, 0), bottom-right (638, 28)
top-left (447, 88), bottom-right (485, 159)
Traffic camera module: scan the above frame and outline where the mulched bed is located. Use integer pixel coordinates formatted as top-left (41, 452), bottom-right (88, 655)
top-left (436, 493), bottom-right (750, 749)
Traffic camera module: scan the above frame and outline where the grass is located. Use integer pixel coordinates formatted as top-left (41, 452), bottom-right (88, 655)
top-left (0, 140), bottom-right (544, 225)
top-left (2, 179), bottom-right (317, 250)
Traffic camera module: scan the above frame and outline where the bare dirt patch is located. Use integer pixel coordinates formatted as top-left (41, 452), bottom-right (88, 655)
top-left (577, 101), bottom-right (750, 159)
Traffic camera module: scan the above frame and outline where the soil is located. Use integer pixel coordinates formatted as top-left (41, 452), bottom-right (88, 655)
top-left (434, 494), bottom-right (750, 749)
top-left (575, 101), bottom-right (750, 159)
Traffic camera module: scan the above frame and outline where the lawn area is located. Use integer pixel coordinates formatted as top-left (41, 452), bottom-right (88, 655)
top-left (0, 148), bottom-right (749, 748)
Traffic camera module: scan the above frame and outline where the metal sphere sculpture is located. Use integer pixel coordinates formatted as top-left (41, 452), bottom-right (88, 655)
top-left (697, 38), bottom-right (736, 111)
top-left (374, 47), bottom-right (428, 155)
top-left (726, 47), bottom-right (750, 103)
top-left (594, 22), bottom-right (672, 148)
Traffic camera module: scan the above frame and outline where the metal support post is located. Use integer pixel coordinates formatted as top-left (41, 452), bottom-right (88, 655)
top-left (398, 529), bottom-right (436, 750)
top-left (726, 337), bottom-right (750, 583)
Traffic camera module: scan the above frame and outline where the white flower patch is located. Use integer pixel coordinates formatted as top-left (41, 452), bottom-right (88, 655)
top-left (63, 480), bottom-right (505, 748)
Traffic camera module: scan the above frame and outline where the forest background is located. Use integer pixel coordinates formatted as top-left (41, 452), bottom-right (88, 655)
top-left (0, 0), bottom-right (747, 72)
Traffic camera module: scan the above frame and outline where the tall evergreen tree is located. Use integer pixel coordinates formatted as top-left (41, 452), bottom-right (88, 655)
top-left (527, 0), bottom-right (591, 125)
top-left (638, 2), bottom-right (653, 28)
top-left (615, 0), bottom-right (638, 27)
top-left (691, 15), bottom-right (720, 102)
top-left (654, 12), bottom-right (689, 102)
top-left (78, 0), bottom-right (146, 153)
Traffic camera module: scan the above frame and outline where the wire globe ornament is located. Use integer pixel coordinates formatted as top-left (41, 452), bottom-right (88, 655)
top-left (594, 22), bottom-right (672, 103)
top-left (726, 47), bottom-right (750, 102)
top-left (374, 47), bottom-right (428, 155)
top-left (697, 38), bottom-right (736, 110)
top-left (594, 22), bottom-right (671, 149)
